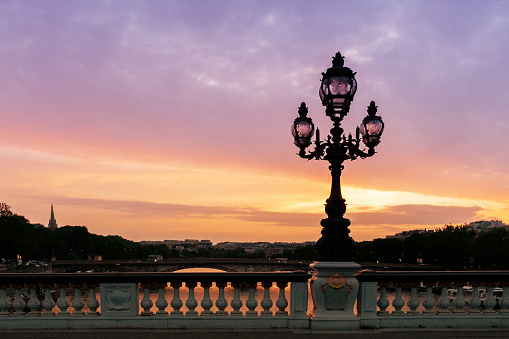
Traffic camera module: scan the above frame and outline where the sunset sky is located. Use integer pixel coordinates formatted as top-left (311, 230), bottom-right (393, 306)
top-left (1, 1), bottom-right (508, 244)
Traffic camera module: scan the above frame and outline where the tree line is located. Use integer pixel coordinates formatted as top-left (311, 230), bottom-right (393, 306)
top-left (2, 203), bottom-right (508, 267)
top-left (355, 225), bottom-right (509, 269)
top-left (0, 203), bottom-right (172, 261)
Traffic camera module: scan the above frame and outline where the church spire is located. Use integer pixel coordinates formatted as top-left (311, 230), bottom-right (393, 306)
top-left (48, 203), bottom-right (58, 230)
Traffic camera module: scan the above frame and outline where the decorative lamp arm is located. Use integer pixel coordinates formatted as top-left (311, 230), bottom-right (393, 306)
top-left (349, 145), bottom-right (375, 159)
top-left (298, 129), bottom-right (327, 160)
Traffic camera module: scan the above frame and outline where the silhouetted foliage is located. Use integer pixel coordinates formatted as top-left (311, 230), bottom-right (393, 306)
top-left (0, 208), bottom-right (34, 259)
top-left (280, 245), bottom-right (316, 260)
top-left (354, 224), bottom-right (509, 269)
top-left (0, 203), bottom-right (174, 261)
top-left (0, 203), bottom-right (14, 217)
top-left (472, 228), bottom-right (509, 269)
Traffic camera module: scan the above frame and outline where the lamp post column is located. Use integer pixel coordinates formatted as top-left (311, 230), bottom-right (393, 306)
top-left (316, 121), bottom-right (354, 262)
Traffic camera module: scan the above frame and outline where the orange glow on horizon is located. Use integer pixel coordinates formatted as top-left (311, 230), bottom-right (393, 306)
top-left (3, 145), bottom-right (507, 244)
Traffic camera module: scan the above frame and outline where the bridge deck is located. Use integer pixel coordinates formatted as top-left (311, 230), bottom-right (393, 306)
top-left (3, 328), bottom-right (509, 339)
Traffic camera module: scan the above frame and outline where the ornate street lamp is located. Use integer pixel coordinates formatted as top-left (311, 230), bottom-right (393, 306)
top-left (319, 52), bottom-right (357, 121)
top-left (291, 52), bottom-right (384, 262)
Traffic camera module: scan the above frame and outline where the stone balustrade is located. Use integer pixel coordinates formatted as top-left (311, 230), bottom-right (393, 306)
top-left (357, 270), bottom-right (509, 329)
top-left (2, 269), bottom-right (509, 330)
top-left (0, 272), bottom-right (310, 329)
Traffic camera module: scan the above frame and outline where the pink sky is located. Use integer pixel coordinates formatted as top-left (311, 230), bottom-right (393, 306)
top-left (1, 1), bottom-right (508, 243)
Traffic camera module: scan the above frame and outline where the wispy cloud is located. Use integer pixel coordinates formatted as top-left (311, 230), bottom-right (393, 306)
top-left (42, 195), bottom-right (481, 228)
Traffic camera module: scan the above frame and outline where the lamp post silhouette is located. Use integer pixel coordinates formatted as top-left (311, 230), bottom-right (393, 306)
top-left (291, 52), bottom-right (384, 262)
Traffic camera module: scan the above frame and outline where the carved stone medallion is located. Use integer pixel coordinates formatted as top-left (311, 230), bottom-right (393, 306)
top-left (320, 273), bottom-right (354, 292)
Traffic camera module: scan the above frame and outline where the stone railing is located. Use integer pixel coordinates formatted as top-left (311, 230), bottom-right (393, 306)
top-left (2, 268), bottom-right (509, 330)
top-left (0, 272), bottom-right (310, 329)
top-left (357, 270), bottom-right (509, 329)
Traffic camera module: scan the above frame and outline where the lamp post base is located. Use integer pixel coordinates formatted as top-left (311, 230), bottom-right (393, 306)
top-left (309, 261), bottom-right (361, 330)
top-left (316, 217), bottom-right (355, 261)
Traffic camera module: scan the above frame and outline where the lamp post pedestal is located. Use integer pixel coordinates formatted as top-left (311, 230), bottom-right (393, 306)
top-left (309, 261), bottom-right (361, 329)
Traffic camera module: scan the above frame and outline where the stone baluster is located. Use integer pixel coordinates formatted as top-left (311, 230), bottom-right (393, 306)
top-left (0, 287), bottom-right (9, 315)
top-left (185, 282), bottom-right (198, 316)
top-left (155, 283), bottom-right (168, 316)
top-left (41, 287), bottom-right (55, 316)
top-left (245, 283), bottom-right (258, 316)
top-left (140, 284), bottom-right (153, 316)
top-left (260, 282), bottom-right (273, 316)
top-left (452, 286), bottom-right (465, 313)
top-left (200, 282), bottom-right (213, 316)
top-left (469, 286), bottom-right (482, 313)
top-left (422, 285), bottom-right (435, 313)
top-left (215, 282), bottom-right (228, 315)
top-left (26, 288), bottom-right (41, 316)
top-left (170, 282), bottom-right (183, 315)
top-left (11, 287), bottom-right (25, 315)
top-left (72, 287), bottom-right (85, 315)
top-left (87, 286), bottom-right (100, 316)
top-left (276, 282), bottom-right (288, 316)
top-left (377, 286), bottom-right (390, 315)
top-left (500, 286), bottom-right (509, 314)
top-left (391, 286), bottom-right (405, 315)
top-left (438, 286), bottom-right (450, 313)
top-left (56, 286), bottom-right (70, 315)
top-left (230, 283), bottom-right (243, 316)
top-left (484, 286), bottom-right (497, 313)
top-left (406, 286), bottom-right (420, 315)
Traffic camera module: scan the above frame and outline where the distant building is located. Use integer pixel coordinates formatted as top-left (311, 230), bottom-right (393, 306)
top-left (383, 220), bottom-right (508, 240)
top-left (198, 240), bottom-right (212, 248)
top-left (465, 220), bottom-right (508, 233)
top-left (163, 240), bottom-right (182, 248)
top-left (386, 229), bottom-right (434, 240)
top-left (48, 204), bottom-right (58, 230)
top-left (141, 239), bottom-right (213, 250)
top-left (184, 239), bottom-right (200, 246)
top-left (215, 242), bottom-right (239, 249)
top-left (139, 240), bottom-right (162, 246)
